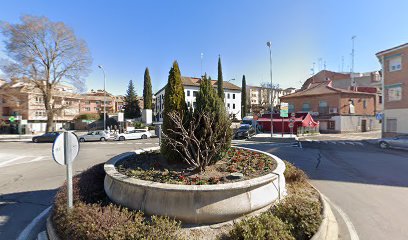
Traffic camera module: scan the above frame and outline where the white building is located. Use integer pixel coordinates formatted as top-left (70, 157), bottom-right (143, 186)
top-left (154, 77), bottom-right (242, 121)
top-left (246, 85), bottom-right (296, 112)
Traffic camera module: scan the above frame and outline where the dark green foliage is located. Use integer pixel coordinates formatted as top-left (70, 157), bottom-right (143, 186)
top-left (241, 75), bottom-right (247, 119)
top-left (143, 67), bottom-right (153, 109)
top-left (273, 195), bottom-right (322, 240)
top-left (52, 163), bottom-right (182, 240)
top-left (283, 161), bottom-right (308, 184)
top-left (124, 80), bottom-right (141, 119)
top-left (161, 61), bottom-right (186, 161)
top-left (75, 113), bottom-right (100, 120)
top-left (224, 212), bottom-right (295, 240)
top-left (217, 56), bottom-right (224, 100)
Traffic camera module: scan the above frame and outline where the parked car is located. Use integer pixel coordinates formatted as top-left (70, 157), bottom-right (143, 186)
top-left (78, 131), bottom-right (110, 142)
top-left (114, 129), bottom-right (151, 141)
top-left (379, 135), bottom-right (408, 149)
top-left (32, 132), bottom-right (60, 143)
top-left (234, 124), bottom-right (256, 139)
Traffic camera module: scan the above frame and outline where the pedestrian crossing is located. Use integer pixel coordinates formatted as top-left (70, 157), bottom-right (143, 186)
top-left (303, 139), bottom-right (365, 146)
top-left (0, 154), bottom-right (51, 168)
top-left (84, 142), bottom-right (160, 145)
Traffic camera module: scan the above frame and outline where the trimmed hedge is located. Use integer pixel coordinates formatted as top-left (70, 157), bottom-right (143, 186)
top-left (283, 161), bottom-right (308, 184)
top-left (52, 163), bottom-right (182, 240)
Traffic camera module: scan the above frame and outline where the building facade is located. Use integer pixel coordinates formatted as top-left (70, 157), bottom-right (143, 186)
top-left (154, 77), bottom-right (242, 121)
top-left (280, 81), bottom-right (381, 133)
top-left (246, 85), bottom-right (296, 114)
top-left (376, 43), bottom-right (408, 137)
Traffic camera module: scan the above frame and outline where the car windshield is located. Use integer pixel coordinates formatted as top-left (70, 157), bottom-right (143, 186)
top-left (239, 125), bottom-right (250, 130)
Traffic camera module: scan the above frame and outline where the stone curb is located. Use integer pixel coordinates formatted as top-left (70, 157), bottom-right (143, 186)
top-left (46, 214), bottom-right (60, 240)
top-left (311, 187), bottom-right (339, 240)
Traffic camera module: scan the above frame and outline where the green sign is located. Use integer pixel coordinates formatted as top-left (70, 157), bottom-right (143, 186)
top-left (280, 102), bottom-right (288, 118)
top-left (9, 116), bottom-right (15, 123)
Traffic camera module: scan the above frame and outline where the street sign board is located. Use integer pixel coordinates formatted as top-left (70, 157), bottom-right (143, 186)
top-left (291, 112), bottom-right (295, 117)
top-left (21, 120), bottom-right (28, 125)
top-left (52, 132), bottom-right (80, 165)
top-left (289, 123), bottom-right (294, 128)
top-left (118, 112), bottom-right (124, 122)
top-left (280, 102), bottom-right (288, 118)
top-left (8, 116), bottom-right (15, 123)
top-left (375, 113), bottom-right (384, 120)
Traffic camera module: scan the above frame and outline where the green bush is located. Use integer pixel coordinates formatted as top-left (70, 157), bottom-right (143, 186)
top-left (224, 212), bottom-right (294, 240)
top-left (272, 195), bottom-right (322, 240)
top-left (283, 161), bottom-right (308, 184)
top-left (52, 163), bottom-right (182, 240)
top-left (133, 121), bottom-right (145, 129)
top-left (75, 113), bottom-right (100, 120)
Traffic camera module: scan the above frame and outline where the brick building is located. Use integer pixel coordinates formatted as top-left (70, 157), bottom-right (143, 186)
top-left (376, 43), bottom-right (408, 137)
top-left (280, 81), bottom-right (380, 133)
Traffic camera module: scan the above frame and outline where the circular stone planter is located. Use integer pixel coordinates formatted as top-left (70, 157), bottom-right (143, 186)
top-left (104, 146), bottom-right (287, 225)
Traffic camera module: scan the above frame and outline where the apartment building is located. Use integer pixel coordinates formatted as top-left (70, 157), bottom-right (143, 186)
top-left (246, 85), bottom-right (296, 113)
top-left (280, 81), bottom-right (380, 133)
top-left (154, 76), bottom-right (241, 121)
top-left (376, 43), bottom-right (408, 137)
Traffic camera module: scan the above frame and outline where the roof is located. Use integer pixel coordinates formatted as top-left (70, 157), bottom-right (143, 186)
top-left (281, 81), bottom-right (376, 99)
top-left (155, 76), bottom-right (241, 95)
top-left (376, 42), bottom-right (408, 56)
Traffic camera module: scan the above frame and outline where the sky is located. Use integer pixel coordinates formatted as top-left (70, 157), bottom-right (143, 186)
top-left (1, 0), bottom-right (408, 96)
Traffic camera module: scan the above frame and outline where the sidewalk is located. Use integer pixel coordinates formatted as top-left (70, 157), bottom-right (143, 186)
top-left (246, 133), bottom-right (298, 143)
top-left (0, 134), bottom-right (35, 142)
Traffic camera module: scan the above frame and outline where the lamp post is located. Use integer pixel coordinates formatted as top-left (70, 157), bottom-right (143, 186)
top-left (98, 65), bottom-right (107, 131)
top-left (267, 41), bottom-right (274, 137)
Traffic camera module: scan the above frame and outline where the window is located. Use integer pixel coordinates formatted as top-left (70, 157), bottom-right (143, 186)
top-left (193, 101), bottom-right (197, 109)
top-left (187, 90), bottom-right (190, 97)
top-left (288, 103), bottom-right (295, 113)
top-left (233, 104), bottom-right (235, 109)
top-left (187, 102), bottom-right (191, 107)
top-left (85, 101), bottom-right (90, 105)
top-left (227, 103), bottom-right (230, 108)
top-left (233, 94), bottom-right (235, 99)
top-left (386, 119), bottom-right (397, 132)
top-left (95, 101), bottom-right (100, 104)
top-left (193, 91), bottom-right (197, 97)
top-left (379, 95), bottom-right (382, 104)
top-left (85, 107), bottom-right (90, 111)
top-left (95, 107), bottom-right (99, 111)
top-left (227, 93), bottom-right (230, 99)
top-left (363, 100), bottom-right (367, 109)
top-left (319, 101), bottom-right (328, 114)
top-left (328, 121), bottom-right (335, 130)
top-left (302, 103), bottom-right (311, 112)
top-left (389, 56), bottom-right (402, 72)
top-left (388, 87), bottom-right (402, 101)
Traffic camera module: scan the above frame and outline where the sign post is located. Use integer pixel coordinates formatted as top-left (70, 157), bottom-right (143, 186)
top-left (52, 131), bottom-right (79, 210)
top-left (280, 102), bottom-right (289, 137)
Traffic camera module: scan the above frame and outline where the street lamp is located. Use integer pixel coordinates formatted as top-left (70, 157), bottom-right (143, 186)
top-left (267, 41), bottom-right (274, 137)
top-left (98, 65), bottom-right (107, 131)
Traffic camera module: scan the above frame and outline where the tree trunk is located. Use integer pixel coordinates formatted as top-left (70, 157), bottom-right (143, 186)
top-left (46, 107), bottom-right (54, 133)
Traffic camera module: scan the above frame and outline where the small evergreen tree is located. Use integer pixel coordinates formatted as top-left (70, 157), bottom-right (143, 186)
top-left (124, 80), bottom-right (141, 119)
top-left (161, 61), bottom-right (185, 160)
top-left (143, 67), bottom-right (153, 109)
top-left (241, 75), bottom-right (247, 119)
top-left (217, 56), bottom-right (224, 100)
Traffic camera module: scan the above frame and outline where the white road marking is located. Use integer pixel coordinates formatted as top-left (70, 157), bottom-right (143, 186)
top-left (323, 196), bottom-right (360, 240)
top-left (0, 156), bottom-right (26, 167)
top-left (16, 206), bottom-right (52, 240)
top-left (339, 142), bottom-right (347, 145)
top-left (28, 156), bottom-right (45, 163)
top-left (346, 142), bottom-right (356, 145)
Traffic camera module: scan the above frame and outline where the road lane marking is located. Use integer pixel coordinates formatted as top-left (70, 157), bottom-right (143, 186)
top-left (28, 156), bottom-right (45, 163)
top-left (354, 142), bottom-right (364, 146)
top-left (323, 196), bottom-right (360, 240)
top-left (0, 156), bottom-right (26, 167)
top-left (346, 142), bottom-right (355, 145)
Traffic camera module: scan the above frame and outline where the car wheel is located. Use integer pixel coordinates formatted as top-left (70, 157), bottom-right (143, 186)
top-left (79, 138), bottom-right (85, 142)
top-left (119, 136), bottom-right (125, 141)
top-left (33, 138), bottom-right (38, 143)
top-left (100, 137), bottom-right (106, 142)
top-left (379, 141), bottom-right (389, 149)
top-left (141, 134), bottom-right (147, 139)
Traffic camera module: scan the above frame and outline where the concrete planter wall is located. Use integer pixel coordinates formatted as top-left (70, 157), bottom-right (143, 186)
top-left (104, 146), bottom-right (287, 225)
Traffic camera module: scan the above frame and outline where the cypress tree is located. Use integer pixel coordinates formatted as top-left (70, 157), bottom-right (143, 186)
top-left (217, 56), bottom-right (224, 100)
top-left (143, 67), bottom-right (153, 109)
top-left (241, 75), bottom-right (247, 119)
top-left (161, 61), bottom-right (185, 160)
top-left (124, 80), bottom-right (141, 119)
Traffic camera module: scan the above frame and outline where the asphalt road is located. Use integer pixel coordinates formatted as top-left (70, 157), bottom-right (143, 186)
top-left (0, 138), bottom-right (160, 240)
top-left (236, 136), bottom-right (408, 240)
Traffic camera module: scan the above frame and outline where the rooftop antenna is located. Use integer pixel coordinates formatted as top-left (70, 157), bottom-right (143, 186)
top-left (318, 58), bottom-right (322, 71)
top-left (200, 53), bottom-right (204, 77)
top-left (341, 56), bottom-right (344, 72)
top-left (351, 36), bottom-right (356, 87)
top-left (323, 60), bottom-right (327, 70)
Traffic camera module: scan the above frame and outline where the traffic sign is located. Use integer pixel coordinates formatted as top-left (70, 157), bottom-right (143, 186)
top-left (291, 112), bottom-right (296, 117)
top-left (8, 116), bottom-right (15, 123)
top-left (375, 113), bottom-right (384, 120)
top-left (289, 118), bottom-right (295, 123)
top-left (280, 102), bottom-right (288, 118)
top-left (289, 123), bottom-right (294, 128)
top-left (118, 112), bottom-right (124, 122)
top-left (52, 132), bottom-right (79, 165)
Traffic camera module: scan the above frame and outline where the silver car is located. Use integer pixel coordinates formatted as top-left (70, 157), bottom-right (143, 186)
top-left (78, 131), bottom-right (110, 142)
top-left (379, 135), bottom-right (408, 149)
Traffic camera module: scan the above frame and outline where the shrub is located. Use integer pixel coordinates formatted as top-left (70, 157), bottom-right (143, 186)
top-left (224, 212), bottom-right (294, 240)
top-left (133, 121), bottom-right (145, 129)
top-left (75, 113), bottom-right (100, 120)
top-left (52, 163), bottom-right (182, 240)
top-left (273, 195), bottom-right (322, 240)
top-left (283, 161), bottom-right (308, 184)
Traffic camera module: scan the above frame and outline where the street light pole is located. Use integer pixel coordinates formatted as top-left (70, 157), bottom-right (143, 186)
top-left (267, 41), bottom-right (274, 137)
top-left (98, 65), bottom-right (106, 131)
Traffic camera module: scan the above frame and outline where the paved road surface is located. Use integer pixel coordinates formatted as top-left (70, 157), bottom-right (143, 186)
top-left (0, 138), bottom-right (159, 240)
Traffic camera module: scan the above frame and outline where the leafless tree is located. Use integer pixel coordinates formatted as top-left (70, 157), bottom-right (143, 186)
top-left (260, 82), bottom-right (280, 111)
top-left (162, 111), bottom-right (231, 173)
top-left (1, 15), bottom-right (92, 132)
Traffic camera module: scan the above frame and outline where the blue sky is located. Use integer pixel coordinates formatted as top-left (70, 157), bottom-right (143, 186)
top-left (1, 0), bottom-right (408, 95)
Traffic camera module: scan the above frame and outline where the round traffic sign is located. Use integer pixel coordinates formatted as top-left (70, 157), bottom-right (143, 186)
top-left (291, 112), bottom-right (295, 117)
top-left (9, 116), bottom-right (15, 122)
top-left (289, 118), bottom-right (295, 123)
top-left (52, 132), bottom-right (80, 165)
top-left (289, 123), bottom-right (294, 128)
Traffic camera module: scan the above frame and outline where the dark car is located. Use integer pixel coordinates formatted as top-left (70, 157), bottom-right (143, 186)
top-left (234, 124), bottom-right (256, 139)
top-left (32, 132), bottom-right (60, 143)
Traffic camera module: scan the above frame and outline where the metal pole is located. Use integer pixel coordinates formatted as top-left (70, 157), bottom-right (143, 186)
top-left (64, 132), bottom-right (73, 210)
top-left (98, 65), bottom-right (107, 131)
top-left (381, 55), bottom-right (385, 138)
top-left (351, 36), bottom-right (356, 88)
top-left (267, 42), bottom-right (274, 137)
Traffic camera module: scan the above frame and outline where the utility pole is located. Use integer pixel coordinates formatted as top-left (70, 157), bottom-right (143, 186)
top-left (267, 41), bottom-right (274, 137)
top-left (341, 56), bottom-right (345, 72)
top-left (200, 53), bottom-right (204, 77)
top-left (351, 36), bottom-right (356, 88)
top-left (98, 65), bottom-right (107, 131)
